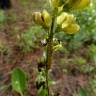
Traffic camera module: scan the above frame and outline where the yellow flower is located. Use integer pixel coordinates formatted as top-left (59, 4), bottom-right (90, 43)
top-left (32, 12), bottom-right (43, 25)
top-left (42, 10), bottom-right (52, 27)
top-left (73, 0), bottom-right (90, 9)
top-left (62, 22), bottom-right (69, 28)
top-left (57, 12), bottom-right (76, 26)
top-left (62, 23), bottom-right (80, 34)
top-left (57, 12), bottom-right (80, 34)
top-left (68, 0), bottom-right (90, 10)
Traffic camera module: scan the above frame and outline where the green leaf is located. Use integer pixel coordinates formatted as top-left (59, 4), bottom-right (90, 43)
top-left (79, 88), bottom-right (87, 96)
top-left (38, 86), bottom-right (48, 96)
top-left (11, 67), bottom-right (27, 96)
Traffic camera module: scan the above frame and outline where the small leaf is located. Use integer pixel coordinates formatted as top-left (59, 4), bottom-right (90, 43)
top-left (11, 68), bottom-right (27, 96)
top-left (38, 86), bottom-right (48, 96)
top-left (79, 88), bottom-right (87, 96)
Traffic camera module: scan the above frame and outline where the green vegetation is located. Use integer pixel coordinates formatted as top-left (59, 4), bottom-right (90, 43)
top-left (11, 68), bottom-right (27, 96)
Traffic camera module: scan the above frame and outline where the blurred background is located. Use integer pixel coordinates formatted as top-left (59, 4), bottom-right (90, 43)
top-left (0, 0), bottom-right (96, 96)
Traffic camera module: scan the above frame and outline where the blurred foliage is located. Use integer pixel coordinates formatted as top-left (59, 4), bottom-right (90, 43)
top-left (0, 10), bottom-right (6, 23)
top-left (75, 0), bottom-right (96, 44)
top-left (0, 41), bottom-right (9, 55)
top-left (87, 44), bottom-right (96, 64)
top-left (90, 77), bottom-right (96, 95)
top-left (18, 26), bottom-right (46, 53)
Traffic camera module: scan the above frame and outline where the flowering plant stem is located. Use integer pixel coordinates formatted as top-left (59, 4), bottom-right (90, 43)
top-left (45, 15), bottom-right (56, 96)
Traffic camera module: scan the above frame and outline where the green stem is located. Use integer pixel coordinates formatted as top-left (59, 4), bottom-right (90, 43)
top-left (47, 16), bottom-right (56, 69)
top-left (45, 15), bottom-right (56, 96)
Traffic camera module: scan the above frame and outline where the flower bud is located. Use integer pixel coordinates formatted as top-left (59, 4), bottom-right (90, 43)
top-left (68, 0), bottom-right (90, 10)
top-left (32, 10), bottom-right (51, 28)
top-left (42, 10), bottom-right (52, 27)
top-left (73, 0), bottom-right (90, 9)
top-left (49, 0), bottom-right (63, 9)
top-left (32, 12), bottom-right (43, 25)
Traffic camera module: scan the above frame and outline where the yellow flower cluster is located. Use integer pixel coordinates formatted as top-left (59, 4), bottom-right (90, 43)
top-left (32, 10), bottom-right (51, 28)
top-left (57, 12), bottom-right (80, 34)
top-left (49, 0), bottom-right (90, 34)
top-left (32, 0), bottom-right (90, 34)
